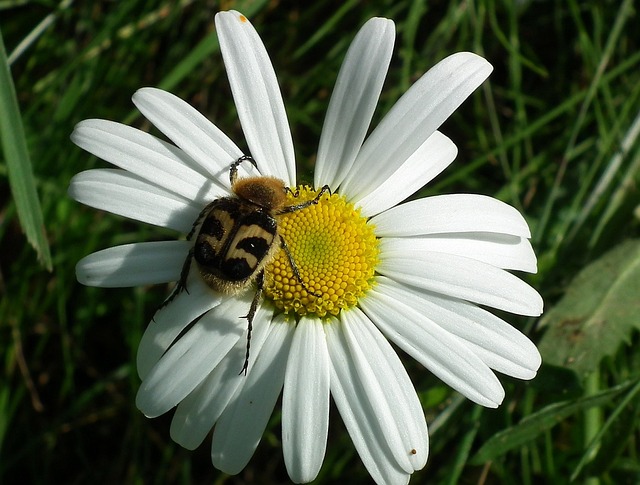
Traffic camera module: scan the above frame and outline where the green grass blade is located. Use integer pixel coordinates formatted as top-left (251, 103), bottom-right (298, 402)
top-left (0, 28), bottom-right (52, 270)
top-left (470, 380), bottom-right (634, 464)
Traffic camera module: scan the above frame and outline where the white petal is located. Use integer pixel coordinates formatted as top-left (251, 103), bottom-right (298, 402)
top-left (340, 52), bottom-right (492, 200)
top-left (354, 131), bottom-right (457, 216)
top-left (378, 251), bottom-right (543, 316)
top-left (76, 240), bottom-right (190, 287)
top-left (137, 265), bottom-right (224, 380)
top-left (359, 288), bottom-right (505, 407)
top-left (71, 119), bottom-right (224, 204)
top-left (325, 317), bottom-right (411, 485)
top-left (341, 309), bottom-right (429, 471)
top-left (136, 295), bottom-right (250, 418)
top-left (314, 17), bottom-right (395, 189)
top-left (376, 277), bottom-right (541, 379)
top-left (132, 87), bottom-right (244, 185)
top-left (211, 315), bottom-right (294, 475)
top-left (282, 317), bottom-right (330, 483)
top-left (380, 233), bottom-right (537, 273)
top-left (215, 11), bottom-right (295, 186)
top-left (170, 305), bottom-right (274, 450)
top-left (371, 194), bottom-right (532, 238)
top-left (69, 169), bottom-right (200, 233)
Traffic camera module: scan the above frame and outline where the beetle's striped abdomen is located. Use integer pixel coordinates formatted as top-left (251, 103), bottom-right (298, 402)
top-left (194, 198), bottom-right (277, 286)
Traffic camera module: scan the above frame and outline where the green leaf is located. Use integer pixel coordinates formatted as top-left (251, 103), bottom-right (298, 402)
top-left (0, 29), bottom-right (52, 270)
top-left (470, 381), bottom-right (633, 464)
top-left (537, 239), bottom-right (640, 377)
top-left (575, 379), bottom-right (640, 478)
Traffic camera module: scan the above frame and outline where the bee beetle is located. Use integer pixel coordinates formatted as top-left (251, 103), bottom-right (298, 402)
top-left (167, 155), bottom-right (330, 375)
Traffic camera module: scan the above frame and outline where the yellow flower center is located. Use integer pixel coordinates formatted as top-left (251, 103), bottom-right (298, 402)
top-left (264, 186), bottom-right (379, 318)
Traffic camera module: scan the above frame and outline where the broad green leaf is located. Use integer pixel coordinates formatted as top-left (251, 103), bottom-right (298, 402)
top-left (0, 29), bottom-right (52, 270)
top-left (538, 239), bottom-right (640, 377)
top-left (470, 381), bottom-right (633, 464)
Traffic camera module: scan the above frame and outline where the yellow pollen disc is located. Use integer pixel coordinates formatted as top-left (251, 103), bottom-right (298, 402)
top-left (264, 186), bottom-right (379, 318)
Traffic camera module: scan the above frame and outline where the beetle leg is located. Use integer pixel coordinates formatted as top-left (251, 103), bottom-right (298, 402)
top-left (155, 248), bottom-right (193, 317)
top-left (230, 155), bottom-right (259, 186)
top-left (239, 270), bottom-right (264, 376)
top-left (280, 236), bottom-right (322, 298)
top-left (158, 199), bottom-right (215, 314)
top-left (277, 184), bottom-right (331, 214)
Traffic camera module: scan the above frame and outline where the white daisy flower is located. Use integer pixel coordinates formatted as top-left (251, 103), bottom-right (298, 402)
top-left (70, 11), bottom-right (542, 485)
